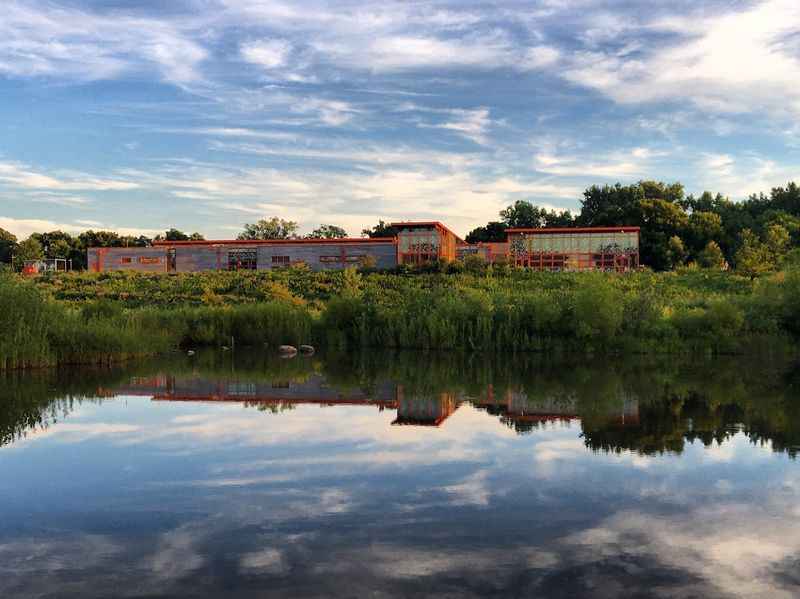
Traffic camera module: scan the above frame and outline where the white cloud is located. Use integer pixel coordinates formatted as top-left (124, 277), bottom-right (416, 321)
top-left (0, 162), bottom-right (138, 191)
top-left (241, 39), bottom-right (293, 69)
top-left (562, 0), bottom-right (800, 118)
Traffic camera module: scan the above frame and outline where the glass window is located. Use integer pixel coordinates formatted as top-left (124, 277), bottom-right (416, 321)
top-left (228, 249), bottom-right (258, 270)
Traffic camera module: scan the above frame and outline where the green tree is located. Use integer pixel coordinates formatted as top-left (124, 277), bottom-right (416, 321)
top-left (0, 228), bottom-right (18, 265)
top-left (361, 220), bottom-right (397, 238)
top-left (697, 241), bottom-right (726, 269)
top-left (639, 199), bottom-right (689, 270)
top-left (764, 223), bottom-right (790, 266)
top-left (667, 236), bottom-right (687, 269)
top-left (154, 228), bottom-right (205, 242)
top-left (13, 237), bottom-right (44, 271)
top-left (687, 211), bottom-right (723, 254)
top-left (735, 229), bottom-right (771, 280)
top-left (465, 221), bottom-right (507, 243)
top-left (238, 217), bottom-right (299, 240)
top-left (500, 200), bottom-right (574, 228)
top-left (307, 224), bottom-right (348, 239)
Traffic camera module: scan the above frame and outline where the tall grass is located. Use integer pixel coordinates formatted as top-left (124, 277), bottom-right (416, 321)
top-left (7, 265), bottom-right (800, 370)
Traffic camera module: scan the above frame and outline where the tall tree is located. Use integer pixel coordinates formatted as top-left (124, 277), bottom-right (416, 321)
top-left (0, 228), bottom-right (18, 265)
top-left (500, 200), bottom-right (573, 228)
top-left (735, 229), bottom-right (771, 280)
top-left (238, 218), bottom-right (299, 240)
top-left (307, 224), bottom-right (348, 239)
top-left (13, 237), bottom-right (44, 271)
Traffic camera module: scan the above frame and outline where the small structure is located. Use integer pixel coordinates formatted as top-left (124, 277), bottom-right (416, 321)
top-left (390, 221), bottom-right (463, 265)
top-left (506, 226), bottom-right (640, 271)
top-left (22, 258), bottom-right (70, 276)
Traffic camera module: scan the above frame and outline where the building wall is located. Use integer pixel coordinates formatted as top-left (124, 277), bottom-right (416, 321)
top-left (256, 242), bottom-right (396, 271)
top-left (88, 247), bottom-right (167, 273)
top-left (90, 241), bottom-right (397, 273)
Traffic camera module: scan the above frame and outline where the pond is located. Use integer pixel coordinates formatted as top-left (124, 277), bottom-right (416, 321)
top-left (1, 350), bottom-right (799, 598)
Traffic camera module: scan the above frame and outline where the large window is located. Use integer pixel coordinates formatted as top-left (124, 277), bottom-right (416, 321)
top-left (271, 255), bottom-right (290, 266)
top-left (228, 249), bottom-right (257, 270)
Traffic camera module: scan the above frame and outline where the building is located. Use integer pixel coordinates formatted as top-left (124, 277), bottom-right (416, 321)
top-left (390, 221), bottom-right (463, 265)
top-left (88, 237), bottom-right (397, 273)
top-left (506, 226), bottom-right (640, 271)
top-left (86, 222), bottom-right (641, 273)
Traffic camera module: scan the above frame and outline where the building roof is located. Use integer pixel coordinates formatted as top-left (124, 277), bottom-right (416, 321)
top-left (151, 237), bottom-right (396, 246)
top-left (505, 226), bottom-right (640, 235)
top-left (389, 221), bottom-right (465, 243)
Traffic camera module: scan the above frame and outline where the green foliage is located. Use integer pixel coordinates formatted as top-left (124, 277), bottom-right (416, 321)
top-left (735, 229), bottom-right (772, 280)
top-left (0, 227), bottom-right (18, 264)
top-left (13, 237), bottom-right (44, 271)
top-left (361, 220), bottom-right (398, 238)
top-left (307, 224), bottom-right (348, 239)
top-left (697, 241), bottom-right (726, 269)
top-left (238, 217), bottom-right (299, 240)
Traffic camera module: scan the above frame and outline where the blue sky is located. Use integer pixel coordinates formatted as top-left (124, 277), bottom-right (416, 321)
top-left (1, 0), bottom-right (799, 239)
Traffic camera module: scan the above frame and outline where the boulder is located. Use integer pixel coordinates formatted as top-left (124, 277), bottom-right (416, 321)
top-left (299, 344), bottom-right (315, 355)
top-left (279, 345), bottom-right (298, 356)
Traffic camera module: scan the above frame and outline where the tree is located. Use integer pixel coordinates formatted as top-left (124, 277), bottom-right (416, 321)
top-left (666, 236), bottom-right (687, 269)
top-left (13, 237), bottom-right (44, 271)
top-left (639, 199), bottom-right (689, 270)
top-left (307, 224), bottom-right (348, 239)
top-left (697, 241), bottom-right (727, 269)
top-left (735, 229), bottom-right (771, 280)
top-left (687, 211), bottom-right (723, 254)
top-left (0, 228), bottom-right (18, 264)
top-left (465, 221), bottom-right (506, 243)
top-left (764, 223), bottom-right (790, 266)
top-left (238, 217), bottom-right (298, 240)
top-left (361, 220), bottom-right (398, 238)
top-left (154, 228), bottom-right (205, 241)
top-left (499, 200), bottom-right (574, 229)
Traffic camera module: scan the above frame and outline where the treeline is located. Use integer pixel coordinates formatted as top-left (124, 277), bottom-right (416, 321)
top-left (466, 180), bottom-right (800, 273)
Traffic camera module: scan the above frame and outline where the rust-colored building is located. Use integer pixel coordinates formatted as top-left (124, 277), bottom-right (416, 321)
top-left (506, 226), bottom-right (640, 271)
top-left (86, 223), bottom-right (642, 273)
top-left (390, 221), bottom-right (464, 265)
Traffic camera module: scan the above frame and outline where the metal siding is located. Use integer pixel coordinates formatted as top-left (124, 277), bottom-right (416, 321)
top-left (89, 247), bottom-right (167, 272)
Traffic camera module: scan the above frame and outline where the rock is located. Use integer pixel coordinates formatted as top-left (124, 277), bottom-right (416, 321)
top-left (279, 345), bottom-right (298, 356)
top-left (299, 344), bottom-right (315, 355)
top-left (187, 350), bottom-right (195, 356)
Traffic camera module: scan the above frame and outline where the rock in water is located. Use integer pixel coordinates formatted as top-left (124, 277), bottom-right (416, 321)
top-left (279, 345), bottom-right (298, 357)
top-left (299, 345), bottom-right (315, 355)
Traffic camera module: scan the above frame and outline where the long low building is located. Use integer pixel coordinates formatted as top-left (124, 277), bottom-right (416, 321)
top-left (87, 222), bottom-right (641, 273)
top-left (89, 237), bottom-right (398, 273)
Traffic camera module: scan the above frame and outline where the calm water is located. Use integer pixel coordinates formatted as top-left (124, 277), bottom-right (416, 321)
top-left (2, 350), bottom-right (800, 598)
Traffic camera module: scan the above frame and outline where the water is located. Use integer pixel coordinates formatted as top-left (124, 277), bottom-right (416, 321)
top-left (2, 350), bottom-right (799, 598)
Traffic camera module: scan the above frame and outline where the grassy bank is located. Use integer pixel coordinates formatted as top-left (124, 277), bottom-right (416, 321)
top-left (4, 265), bottom-right (800, 369)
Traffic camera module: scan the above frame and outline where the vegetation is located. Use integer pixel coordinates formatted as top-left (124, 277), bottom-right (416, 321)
top-left (0, 259), bottom-right (794, 369)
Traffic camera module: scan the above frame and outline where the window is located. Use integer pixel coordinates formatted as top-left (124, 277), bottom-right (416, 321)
top-left (228, 249), bottom-right (257, 270)
top-left (344, 255), bottom-right (365, 263)
top-left (271, 255), bottom-right (290, 265)
top-left (139, 256), bottom-right (161, 264)
top-left (120, 257), bottom-right (132, 264)
top-left (319, 256), bottom-right (341, 263)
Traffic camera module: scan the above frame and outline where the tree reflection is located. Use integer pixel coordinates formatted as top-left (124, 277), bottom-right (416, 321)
top-left (3, 350), bottom-right (799, 457)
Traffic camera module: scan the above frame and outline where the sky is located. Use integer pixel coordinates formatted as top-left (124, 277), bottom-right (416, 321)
top-left (0, 0), bottom-right (799, 240)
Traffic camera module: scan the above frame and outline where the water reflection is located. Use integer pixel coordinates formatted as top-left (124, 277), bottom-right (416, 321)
top-left (5, 350), bottom-right (800, 457)
top-left (1, 351), bottom-right (799, 598)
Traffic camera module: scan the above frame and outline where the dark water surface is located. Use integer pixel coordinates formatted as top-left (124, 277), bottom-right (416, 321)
top-left (2, 350), bottom-right (800, 598)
